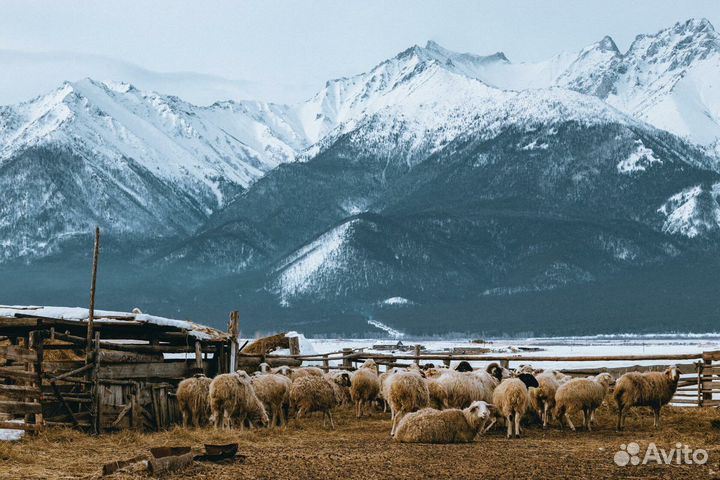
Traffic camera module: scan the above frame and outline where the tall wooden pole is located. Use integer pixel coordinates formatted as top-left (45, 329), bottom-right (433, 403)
top-left (86, 226), bottom-right (101, 362)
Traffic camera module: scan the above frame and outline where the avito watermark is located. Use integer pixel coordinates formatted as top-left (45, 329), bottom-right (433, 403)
top-left (614, 442), bottom-right (708, 466)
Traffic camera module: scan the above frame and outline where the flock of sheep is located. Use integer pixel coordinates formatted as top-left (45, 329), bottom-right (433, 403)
top-left (176, 359), bottom-right (681, 443)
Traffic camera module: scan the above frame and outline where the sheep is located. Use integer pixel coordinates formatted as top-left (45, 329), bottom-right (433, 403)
top-left (554, 372), bottom-right (614, 432)
top-left (388, 371), bottom-right (430, 435)
top-left (209, 372), bottom-right (269, 430)
top-left (272, 365), bottom-right (292, 376)
top-left (288, 366), bottom-right (324, 382)
top-left (324, 370), bottom-right (352, 406)
top-left (455, 361), bottom-right (473, 372)
top-left (289, 375), bottom-right (341, 429)
top-left (251, 373), bottom-right (292, 428)
top-left (379, 367), bottom-right (403, 412)
top-left (393, 401), bottom-right (495, 443)
top-left (491, 373), bottom-right (540, 438)
top-left (426, 377), bottom-right (449, 410)
top-left (430, 362), bottom-right (507, 409)
top-left (176, 374), bottom-right (212, 428)
top-left (350, 359), bottom-right (381, 417)
top-left (614, 366), bottom-right (680, 431)
top-left (528, 372), bottom-right (560, 428)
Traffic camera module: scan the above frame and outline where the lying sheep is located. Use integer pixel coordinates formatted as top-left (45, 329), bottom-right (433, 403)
top-left (492, 373), bottom-right (540, 438)
top-left (289, 375), bottom-right (341, 429)
top-left (529, 372), bottom-right (560, 428)
top-left (393, 401), bottom-right (495, 443)
top-left (614, 366), bottom-right (680, 431)
top-left (251, 373), bottom-right (293, 428)
top-left (176, 374), bottom-right (212, 428)
top-left (351, 359), bottom-right (380, 418)
top-left (209, 371), bottom-right (269, 430)
top-left (388, 371), bottom-right (430, 435)
top-left (554, 372), bottom-right (614, 431)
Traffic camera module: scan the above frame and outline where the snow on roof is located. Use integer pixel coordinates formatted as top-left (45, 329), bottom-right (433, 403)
top-left (0, 305), bottom-right (229, 341)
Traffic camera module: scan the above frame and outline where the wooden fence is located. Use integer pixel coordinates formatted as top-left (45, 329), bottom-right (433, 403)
top-left (261, 347), bottom-right (720, 407)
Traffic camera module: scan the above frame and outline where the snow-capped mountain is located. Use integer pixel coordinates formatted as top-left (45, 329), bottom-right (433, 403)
top-left (2, 18), bottom-right (720, 336)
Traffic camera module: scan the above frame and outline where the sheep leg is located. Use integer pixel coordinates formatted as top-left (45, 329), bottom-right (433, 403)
top-left (506, 415), bottom-right (513, 439)
top-left (214, 408), bottom-right (223, 430)
top-left (542, 403), bottom-right (549, 429)
top-left (483, 418), bottom-right (496, 434)
top-left (564, 413), bottom-right (576, 432)
top-left (391, 411), bottom-right (404, 436)
top-left (653, 406), bottom-right (661, 429)
top-left (514, 411), bottom-right (521, 438)
top-left (181, 410), bottom-right (189, 429)
top-left (585, 409), bottom-right (593, 431)
top-left (616, 405), bottom-right (624, 432)
top-left (328, 410), bottom-right (335, 430)
top-left (355, 400), bottom-right (361, 418)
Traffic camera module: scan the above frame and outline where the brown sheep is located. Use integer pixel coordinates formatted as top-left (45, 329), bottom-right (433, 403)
top-left (289, 366), bottom-right (324, 382)
top-left (209, 372), bottom-right (269, 430)
top-left (176, 374), bottom-right (212, 428)
top-left (289, 375), bottom-right (341, 429)
top-left (351, 359), bottom-right (380, 418)
top-left (554, 373), bottom-right (614, 432)
top-left (388, 371), bottom-right (430, 436)
top-left (529, 372), bottom-right (560, 428)
top-left (393, 401), bottom-right (495, 444)
top-left (614, 366), bottom-right (680, 431)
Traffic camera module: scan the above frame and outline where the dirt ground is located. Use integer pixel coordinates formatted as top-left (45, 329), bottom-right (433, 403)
top-left (2, 404), bottom-right (720, 480)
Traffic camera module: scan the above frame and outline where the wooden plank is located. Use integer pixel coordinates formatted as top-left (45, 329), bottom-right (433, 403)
top-left (0, 345), bottom-right (37, 363)
top-left (0, 384), bottom-right (41, 400)
top-left (0, 366), bottom-right (37, 381)
top-left (98, 362), bottom-right (199, 380)
top-left (0, 421), bottom-right (42, 431)
top-left (0, 400), bottom-right (42, 415)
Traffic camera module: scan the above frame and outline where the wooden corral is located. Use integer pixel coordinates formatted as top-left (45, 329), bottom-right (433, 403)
top-left (0, 306), bottom-right (240, 435)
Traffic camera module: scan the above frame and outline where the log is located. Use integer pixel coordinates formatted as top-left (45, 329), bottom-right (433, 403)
top-left (0, 421), bottom-right (42, 431)
top-left (0, 366), bottom-right (38, 382)
top-left (49, 380), bottom-right (80, 427)
top-left (98, 361), bottom-right (202, 380)
top-left (0, 384), bottom-right (41, 400)
top-left (101, 455), bottom-right (148, 476)
top-left (98, 350), bottom-right (164, 364)
top-left (0, 345), bottom-right (37, 363)
top-left (0, 400), bottom-right (42, 415)
top-left (148, 447), bottom-right (194, 475)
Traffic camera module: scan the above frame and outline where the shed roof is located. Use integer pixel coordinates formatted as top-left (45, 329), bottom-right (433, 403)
top-left (0, 305), bottom-right (230, 341)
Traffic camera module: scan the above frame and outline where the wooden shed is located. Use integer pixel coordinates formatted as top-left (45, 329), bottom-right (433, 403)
top-left (0, 306), bottom-right (239, 434)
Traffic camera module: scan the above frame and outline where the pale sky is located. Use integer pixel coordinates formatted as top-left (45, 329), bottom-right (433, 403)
top-left (1, 0), bottom-right (718, 103)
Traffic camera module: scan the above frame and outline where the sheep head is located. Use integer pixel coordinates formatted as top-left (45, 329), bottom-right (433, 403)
top-left (486, 363), bottom-right (506, 381)
top-left (516, 373), bottom-right (540, 389)
top-left (665, 366), bottom-right (680, 384)
top-left (455, 361), bottom-right (473, 372)
top-left (465, 401), bottom-right (496, 431)
top-left (594, 372), bottom-right (615, 388)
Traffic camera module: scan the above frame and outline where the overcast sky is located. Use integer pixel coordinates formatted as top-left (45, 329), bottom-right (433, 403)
top-left (1, 1), bottom-right (718, 103)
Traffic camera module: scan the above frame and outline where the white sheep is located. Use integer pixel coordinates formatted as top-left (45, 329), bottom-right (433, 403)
top-left (388, 371), bottom-right (430, 436)
top-left (614, 366), bottom-right (680, 431)
top-left (528, 371), bottom-right (560, 428)
top-left (491, 373), bottom-right (539, 438)
top-left (393, 401), bottom-right (495, 443)
top-left (554, 372), bottom-right (614, 431)
top-left (251, 373), bottom-right (293, 428)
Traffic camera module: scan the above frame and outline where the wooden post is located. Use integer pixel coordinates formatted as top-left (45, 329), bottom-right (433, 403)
top-left (289, 336), bottom-right (300, 356)
top-left (32, 326), bottom-right (44, 432)
top-left (86, 226), bottom-right (101, 362)
top-left (443, 357), bottom-right (451, 368)
top-left (414, 344), bottom-right (421, 366)
top-left (92, 331), bottom-right (101, 434)
top-left (697, 362), bottom-right (704, 407)
top-left (227, 311), bottom-right (240, 372)
top-left (322, 354), bottom-right (330, 373)
top-left (194, 341), bottom-right (203, 372)
top-left (702, 354), bottom-right (713, 405)
top-left (500, 359), bottom-right (510, 369)
top-left (342, 348), bottom-right (352, 370)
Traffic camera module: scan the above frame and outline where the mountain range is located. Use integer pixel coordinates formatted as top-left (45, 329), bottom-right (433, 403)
top-left (1, 18), bottom-right (720, 336)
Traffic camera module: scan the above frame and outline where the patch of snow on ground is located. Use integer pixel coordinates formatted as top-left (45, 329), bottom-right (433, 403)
top-left (0, 420), bottom-right (26, 441)
top-left (617, 140), bottom-right (662, 174)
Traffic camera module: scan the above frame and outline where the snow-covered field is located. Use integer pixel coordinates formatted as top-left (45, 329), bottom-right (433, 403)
top-left (304, 334), bottom-right (720, 370)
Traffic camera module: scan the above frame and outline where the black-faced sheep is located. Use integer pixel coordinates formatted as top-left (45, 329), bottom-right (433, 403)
top-left (393, 401), bottom-right (495, 444)
top-left (388, 371), bottom-right (430, 436)
top-left (176, 374), bottom-right (212, 428)
top-left (325, 370), bottom-right (352, 406)
top-left (351, 359), bottom-right (380, 418)
top-left (455, 361), bottom-right (473, 372)
top-left (491, 373), bottom-right (540, 438)
top-left (251, 373), bottom-right (293, 428)
top-left (554, 372), bottom-right (614, 432)
top-left (289, 375), bottom-right (341, 429)
top-left (614, 366), bottom-right (680, 431)
top-left (209, 371), bottom-right (269, 430)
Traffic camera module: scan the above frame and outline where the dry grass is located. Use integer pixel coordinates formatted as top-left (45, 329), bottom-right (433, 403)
top-left (3, 404), bottom-right (720, 479)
